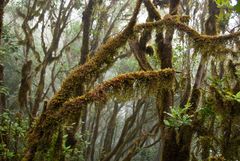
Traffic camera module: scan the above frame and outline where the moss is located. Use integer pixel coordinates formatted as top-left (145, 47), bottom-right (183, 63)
top-left (135, 15), bottom-right (240, 56)
top-left (26, 69), bottom-right (174, 152)
top-left (208, 156), bottom-right (225, 161)
top-left (134, 15), bottom-right (190, 31)
top-left (23, 69), bottom-right (172, 159)
top-left (58, 69), bottom-right (175, 120)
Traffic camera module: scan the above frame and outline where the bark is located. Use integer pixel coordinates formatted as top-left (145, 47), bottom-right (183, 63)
top-left (179, 51), bottom-right (191, 108)
top-left (80, 0), bottom-right (95, 65)
top-left (90, 1), bottom-right (117, 53)
top-left (153, 0), bottom-right (169, 7)
top-left (0, 0), bottom-right (4, 44)
top-left (155, 0), bottom-right (180, 161)
top-left (102, 0), bottom-right (130, 43)
top-left (0, 3), bottom-right (7, 160)
top-left (179, 4), bottom-right (191, 107)
top-left (129, 14), bottom-right (154, 71)
top-left (32, 62), bottom-right (47, 118)
top-left (78, 0), bottom-right (96, 152)
top-left (113, 101), bottom-right (149, 161)
top-left (129, 38), bottom-right (153, 71)
top-left (143, 1), bottom-right (194, 160)
top-left (52, 129), bottom-right (65, 161)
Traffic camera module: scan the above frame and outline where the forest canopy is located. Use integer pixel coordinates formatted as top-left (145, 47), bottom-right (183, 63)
top-left (0, 0), bottom-right (240, 161)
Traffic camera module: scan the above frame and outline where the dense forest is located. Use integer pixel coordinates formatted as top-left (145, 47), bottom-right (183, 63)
top-left (0, 0), bottom-right (240, 161)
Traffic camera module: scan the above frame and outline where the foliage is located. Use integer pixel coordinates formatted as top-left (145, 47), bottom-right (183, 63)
top-left (225, 91), bottom-right (240, 102)
top-left (198, 105), bottom-right (215, 119)
top-left (63, 133), bottom-right (89, 161)
top-left (210, 77), bottom-right (240, 103)
top-left (0, 26), bottom-right (19, 60)
top-left (215, 0), bottom-right (240, 13)
top-left (235, 2), bottom-right (240, 13)
top-left (0, 110), bottom-right (28, 160)
top-left (163, 103), bottom-right (193, 129)
top-left (0, 85), bottom-right (9, 95)
top-left (132, 147), bottom-right (158, 161)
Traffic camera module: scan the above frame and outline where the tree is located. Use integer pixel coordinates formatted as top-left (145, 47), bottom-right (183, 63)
top-left (1, 0), bottom-right (240, 160)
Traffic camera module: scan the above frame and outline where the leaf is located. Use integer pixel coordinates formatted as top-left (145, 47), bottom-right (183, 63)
top-left (234, 2), bottom-right (240, 13)
top-left (6, 151), bottom-right (15, 158)
top-left (163, 120), bottom-right (171, 127)
top-left (0, 85), bottom-right (9, 95)
top-left (164, 112), bottom-right (174, 118)
top-left (235, 91), bottom-right (240, 99)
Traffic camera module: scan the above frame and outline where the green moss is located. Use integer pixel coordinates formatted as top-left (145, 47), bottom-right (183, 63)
top-left (135, 15), bottom-right (240, 56)
top-left (25, 69), bottom-right (175, 159)
top-left (58, 69), bottom-right (175, 121)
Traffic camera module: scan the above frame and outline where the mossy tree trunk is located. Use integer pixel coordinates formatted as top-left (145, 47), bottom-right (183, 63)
top-left (155, 0), bottom-right (180, 161)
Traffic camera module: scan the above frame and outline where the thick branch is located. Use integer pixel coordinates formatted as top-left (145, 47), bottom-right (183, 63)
top-left (135, 16), bottom-right (240, 44)
top-left (62, 69), bottom-right (174, 117)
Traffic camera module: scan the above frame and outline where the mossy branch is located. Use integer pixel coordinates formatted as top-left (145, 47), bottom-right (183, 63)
top-left (135, 15), bottom-right (240, 55)
top-left (35, 69), bottom-right (174, 141)
top-left (134, 15), bottom-right (190, 31)
top-left (24, 69), bottom-right (174, 158)
top-left (61, 68), bottom-right (175, 118)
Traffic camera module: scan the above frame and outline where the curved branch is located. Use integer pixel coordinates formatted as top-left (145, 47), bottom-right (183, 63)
top-left (61, 68), bottom-right (174, 118)
top-left (135, 15), bottom-right (240, 45)
top-left (30, 69), bottom-right (174, 151)
top-left (23, 68), bottom-right (174, 161)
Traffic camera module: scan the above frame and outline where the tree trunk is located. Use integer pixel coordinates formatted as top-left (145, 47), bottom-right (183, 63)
top-left (156, 0), bottom-right (180, 160)
top-left (172, 1), bottom-right (220, 161)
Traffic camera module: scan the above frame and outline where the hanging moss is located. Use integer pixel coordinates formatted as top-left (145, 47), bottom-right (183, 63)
top-left (31, 69), bottom-right (174, 145)
top-left (24, 69), bottom-right (174, 159)
top-left (134, 15), bottom-right (190, 31)
top-left (60, 68), bottom-right (175, 118)
top-left (135, 15), bottom-right (240, 56)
